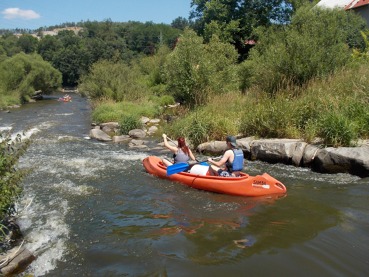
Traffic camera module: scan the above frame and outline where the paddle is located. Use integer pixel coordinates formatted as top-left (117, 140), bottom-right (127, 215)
top-left (166, 156), bottom-right (221, 176)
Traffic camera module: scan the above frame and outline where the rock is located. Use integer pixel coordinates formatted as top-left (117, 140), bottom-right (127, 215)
top-left (128, 139), bottom-right (148, 149)
top-left (302, 144), bottom-right (322, 167)
top-left (89, 129), bottom-right (112, 141)
top-left (197, 141), bottom-right (227, 154)
top-left (112, 135), bottom-right (131, 143)
top-left (312, 146), bottom-right (369, 177)
top-left (147, 126), bottom-right (158, 135)
top-left (141, 116), bottom-right (150, 124)
top-left (100, 122), bottom-right (119, 129)
top-left (251, 139), bottom-right (307, 166)
top-left (129, 129), bottom-right (146, 138)
top-left (149, 119), bottom-right (161, 124)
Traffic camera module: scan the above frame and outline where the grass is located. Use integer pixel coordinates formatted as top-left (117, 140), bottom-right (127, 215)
top-left (163, 60), bottom-right (369, 147)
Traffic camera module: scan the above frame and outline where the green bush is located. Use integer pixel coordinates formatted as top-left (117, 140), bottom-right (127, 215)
top-left (163, 29), bottom-right (239, 108)
top-left (244, 6), bottom-right (366, 95)
top-left (318, 112), bottom-right (358, 147)
top-left (119, 114), bottom-right (142, 135)
top-left (92, 100), bottom-right (160, 124)
top-left (79, 60), bottom-right (146, 101)
top-left (0, 52), bottom-right (61, 106)
top-left (0, 132), bottom-right (29, 226)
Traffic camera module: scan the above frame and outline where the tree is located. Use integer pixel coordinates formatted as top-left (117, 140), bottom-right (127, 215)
top-left (190, 0), bottom-right (296, 58)
top-left (16, 34), bottom-right (39, 54)
top-left (38, 35), bottom-right (63, 62)
top-left (171, 17), bottom-right (190, 30)
top-left (0, 53), bottom-right (62, 101)
top-left (242, 5), bottom-right (367, 94)
top-left (164, 28), bottom-right (238, 108)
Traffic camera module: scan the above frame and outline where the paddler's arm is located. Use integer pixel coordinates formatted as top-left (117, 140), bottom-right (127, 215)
top-left (162, 134), bottom-right (177, 153)
top-left (207, 151), bottom-right (231, 167)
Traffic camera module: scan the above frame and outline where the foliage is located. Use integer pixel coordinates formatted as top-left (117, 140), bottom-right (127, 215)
top-left (239, 61), bottom-right (369, 146)
top-left (190, 0), bottom-right (296, 58)
top-left (16, 34), bottom-right (39, 54)
top-left (119, 114), bottom-right (142, 135)
top-left (163, 29), bottom-right (238, 108)
top-left (0, 131), bottom-right (29, 231)
top-left (79, 60), bottom-right (146, 102)
top-left (132, 45), bottom-right (171, 96)
top-left (91, 100), bottom-right (160, 124)
top-left (0, 53), bottom-right (62, 106)
top-left (242, 6), bottom-right (367, 95)
top-left (352, 30), bottom-right (369, 60)
top-left (319, 112), bottom-right (358, 147)
top-left (163, 92), bottom-right (242, 147)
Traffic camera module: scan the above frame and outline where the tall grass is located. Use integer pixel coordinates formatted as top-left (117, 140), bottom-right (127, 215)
top-left (165, 60), bottom-right (369, 147)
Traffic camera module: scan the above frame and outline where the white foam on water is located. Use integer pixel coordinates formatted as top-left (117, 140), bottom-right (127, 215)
top-left (0, 126), bottom-right (13, 132)
top-left (51, 179), bottom-right (95, 196)
top-left (54, 113), bottom-right (74, 116)
top-left (16, 197), bottom-right (70, 276)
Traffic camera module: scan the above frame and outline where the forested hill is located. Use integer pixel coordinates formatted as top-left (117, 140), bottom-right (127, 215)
top-left (0, 19), bottom-right (189, 86)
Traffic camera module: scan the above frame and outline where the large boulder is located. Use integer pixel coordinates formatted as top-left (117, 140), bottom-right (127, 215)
top-left (312, 146), bottom-right (369, 177)
top-left (197, 141), bottom-right (227, 154)
top-left (251, 139), bottom-right (307, 166)
top-left (89, 129), bottom-right (112, 141)
top-left (129, 129), bottom-right (146, 139)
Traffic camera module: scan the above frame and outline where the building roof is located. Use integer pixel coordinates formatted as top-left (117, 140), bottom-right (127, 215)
top-left (316, 0), bottom-right (369, 10)
top-left (316, 0), bottom-right (353, 9)
top-left (345, 0), bottom-right (369, 10)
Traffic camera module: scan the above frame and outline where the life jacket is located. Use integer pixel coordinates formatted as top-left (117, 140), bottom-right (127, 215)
top-left (226, 149), bottom-right (244, 172)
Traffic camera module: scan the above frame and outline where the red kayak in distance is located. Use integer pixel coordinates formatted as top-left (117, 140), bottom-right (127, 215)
top-left (142, 156), bottom-right (287, 197)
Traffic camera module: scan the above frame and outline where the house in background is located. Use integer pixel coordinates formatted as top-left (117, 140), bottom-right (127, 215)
top-left (316, 0), bottom-right (369, 26)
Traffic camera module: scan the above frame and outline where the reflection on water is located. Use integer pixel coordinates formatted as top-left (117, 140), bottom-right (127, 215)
top-left (0, 93), bottom-right (368, 276)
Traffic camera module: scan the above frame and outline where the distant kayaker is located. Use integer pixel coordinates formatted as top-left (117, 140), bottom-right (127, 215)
top-left (162, 134), bottom-right (197, 167)
top-left (207, 135), bottom-right (244, 177)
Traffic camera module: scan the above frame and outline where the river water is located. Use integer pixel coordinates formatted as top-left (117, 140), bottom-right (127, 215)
top-left (1, 93), bottom-right (368, 276)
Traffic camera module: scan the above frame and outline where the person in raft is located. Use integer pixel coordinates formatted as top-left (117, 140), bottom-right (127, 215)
top-left (162, 133), bottom-right (197, 167)
top-left (207, 135), bottom-right (244, 177)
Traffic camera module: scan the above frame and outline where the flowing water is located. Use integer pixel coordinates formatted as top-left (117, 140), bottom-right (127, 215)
top-left (1, 93), bottom-right (368, 276)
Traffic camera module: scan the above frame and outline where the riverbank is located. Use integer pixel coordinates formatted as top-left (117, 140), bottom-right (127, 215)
top-left (90, 120), bottom-right (369, 178)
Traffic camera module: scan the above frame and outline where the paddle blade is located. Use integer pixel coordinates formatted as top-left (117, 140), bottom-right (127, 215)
top-left (166, 162), bottom-right (189, 176)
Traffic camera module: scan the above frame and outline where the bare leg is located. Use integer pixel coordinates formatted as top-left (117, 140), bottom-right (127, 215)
top-left (209, 165), bottom-right (220, 176)
top-left (162, 158), bottom-right (173, 167)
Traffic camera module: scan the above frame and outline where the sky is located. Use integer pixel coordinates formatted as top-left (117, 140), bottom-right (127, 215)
top-left (0, 0), bottom-right (192, 30)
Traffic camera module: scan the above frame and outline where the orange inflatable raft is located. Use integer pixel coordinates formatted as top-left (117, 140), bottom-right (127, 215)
top-left (143, 156), bottom-right (287, 197)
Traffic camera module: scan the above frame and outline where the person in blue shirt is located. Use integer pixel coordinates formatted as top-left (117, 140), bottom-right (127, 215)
top-left (207, 135), bottom-right (244, 177)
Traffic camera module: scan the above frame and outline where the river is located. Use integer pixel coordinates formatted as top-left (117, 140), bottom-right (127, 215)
top-left (1, 93), bottom-right (368, 276)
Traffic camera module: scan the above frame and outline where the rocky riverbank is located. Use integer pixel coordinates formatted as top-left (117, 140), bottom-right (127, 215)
top-left (89, 118), bottom-right (369, 178)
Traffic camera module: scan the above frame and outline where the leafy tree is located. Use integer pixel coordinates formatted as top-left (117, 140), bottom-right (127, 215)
top-left (171, 17), bottom-right (190, 30)
top-left (79, 60), bottom-right (146, 101)
top-left (0, 53), bottom-right (62, 102)
top-left (242, 6), bottom-right (367, 95)
top-left (0, 34), bottom-right (21, 56)
top-left (164, 29), bottom-right (238, 108)
top-left (38, 35), bottom-right (63, 62)
top-left (16, 34), bottom-right (39, 54)
top-left (190, 0), bottom-right (295, 58)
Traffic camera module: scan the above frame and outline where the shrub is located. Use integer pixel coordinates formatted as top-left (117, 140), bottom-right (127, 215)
top-left (318, 112), bottom-right (358, 147)
top-left (119, 114), bottom-right (142, 135)
top-left (0, 132), bottom-right (29, 230)
top-left (244, 6), bottom-right (366, 95)
top-left (0, 53), bottom-right (62, 104)
top-left (163, 29), bottom-right (239, 108)
top-left (79, 60), bottom-right (146, 101)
